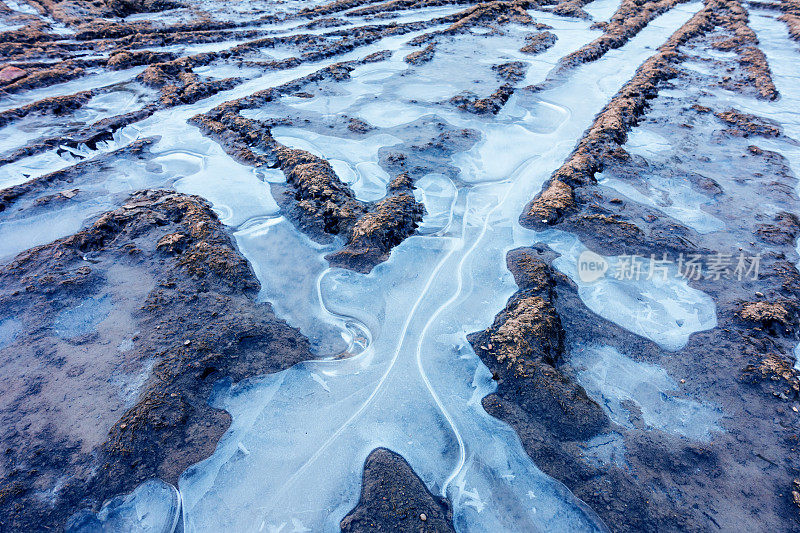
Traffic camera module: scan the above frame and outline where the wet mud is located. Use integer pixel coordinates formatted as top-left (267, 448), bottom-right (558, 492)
top-left (2, 0), bottom-right (800, 531)
top-left (0, 190), bottom-right (313, 531)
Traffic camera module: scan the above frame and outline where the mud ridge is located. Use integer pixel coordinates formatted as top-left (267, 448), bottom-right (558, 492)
top-left (522, 0), bottom-right (774, 230)
top-left (0, 189), bottom-right (314, 531)
top-left (340, 448), bottom-right (456, 532)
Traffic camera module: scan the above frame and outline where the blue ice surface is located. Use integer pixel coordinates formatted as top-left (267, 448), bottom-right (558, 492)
top-left (0, 317), bottom-right (22, 349)
top-left (571, 344), bottom-right (723, 442)
top-left (52, 294), bottom-right (113, 339)
top-left (66, 479), bottom-right (181, 533)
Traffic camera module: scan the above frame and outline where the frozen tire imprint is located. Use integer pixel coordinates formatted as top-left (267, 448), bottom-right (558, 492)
top-left (176, 3), bottom-right (708, 531)
top-left (2, 0), bottom-right (800, 531)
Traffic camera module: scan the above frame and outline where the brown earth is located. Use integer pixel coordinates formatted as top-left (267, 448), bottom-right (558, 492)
top-left (341, 448), bottom-right (456, 532)
top-left (0, 190), bottom-right (314, 531)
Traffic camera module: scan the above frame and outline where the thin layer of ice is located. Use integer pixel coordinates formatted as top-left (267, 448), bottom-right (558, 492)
top-left (0, 84), bottom-right (152, 155)
top-left (67, 479), bottom-right (181, 533)
top-left (52, 295), bottom-right (114, 339)
top-left (0, 318), bottom-right (22, 350)
top-left (570, 344), bottom-right (723, 441)
top-left (0, 151), bottom-right (196, 262)
top-left (0, 67), bottom-right (146, 114)
top-left (583, 0), bottom-right (622, 22)
top-left (176, 5), bottom-right (709, 532)
top-left (597, 172), bottom-right (724, 234)
top-left (545, 230), bottom-right (717, 351)
top-left (4, 0), bottom-right (37, 15)
top-left (413, 173), bottom-right (458, 235)
top-left (576, 432), bottom-right (627, 468)
top-left (234, 216), bottom-right (350, 355)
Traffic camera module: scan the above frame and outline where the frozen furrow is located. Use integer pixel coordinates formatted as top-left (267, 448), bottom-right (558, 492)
top-left (165, 3), bottom-right (709, 533)
top-left (743, 11), bottom-right (800, 367)
top-left (0, 67), bottom-right (146, 115)
top-left (584, 0), bottom-right (624, 21)
top-left (0, 25), bottom-right (455, 265)
top-left (0, 84), bottom-right (153, 156)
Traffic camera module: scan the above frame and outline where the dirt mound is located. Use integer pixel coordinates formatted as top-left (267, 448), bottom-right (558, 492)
top-left (341, 448), bottom-right (455, 532)
top-left (0, 190), bottom-right (313, 531)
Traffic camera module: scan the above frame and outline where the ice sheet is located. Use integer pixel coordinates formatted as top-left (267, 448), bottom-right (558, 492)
top-left (571, 344), bottom-right (723, 441)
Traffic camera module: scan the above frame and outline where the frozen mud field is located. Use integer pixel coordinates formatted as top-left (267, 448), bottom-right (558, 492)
top-left (1, 0), bottom-right (800, 531)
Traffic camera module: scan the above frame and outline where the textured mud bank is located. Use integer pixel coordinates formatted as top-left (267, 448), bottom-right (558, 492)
top-left (1, 0), bottom-right (800, 531)
top-left (341, 448), bottom-right (456, 532)
top-left (0, 190), bottom-right (313, 531)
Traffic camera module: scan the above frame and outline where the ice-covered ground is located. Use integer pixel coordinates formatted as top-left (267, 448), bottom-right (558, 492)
top-left (75, 3), bottom-right (715, 531)
top-left (9, 0), bottom-right (800, 530)
top-left (570, 344), bottom-right (722, 441)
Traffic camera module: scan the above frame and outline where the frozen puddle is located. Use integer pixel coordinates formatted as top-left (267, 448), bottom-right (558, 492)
top-left (47, 0), bottom-right (723, 531)
top-left (179, 177), bottom-right (607, 533)
top-left (545, 230), bottom-right (717, 351)
top-left (67, 479), bottom-right (181, 533)
top-left (413, 173), bottom-right (458, 235)
top-left (577, 432), bottom-right (627, 468)
top-left (570, 344), bottom-right (723, 441)
top-left (0, 67), bottom-right (146, 115)
top-left (597, 170), bottom-right (724, 235)
top-left (0, 85), bottom-right (150, 155)
top-left (0, 317), bottom-right (22, 350)
top-left (170, 4), bottom-right (708, 533)
top-left (234, 216), bottom-right (351, 356)
top-left (52, 294), bottom-right (114, 339)
top-left (583, 0), bottom-right (622, 22)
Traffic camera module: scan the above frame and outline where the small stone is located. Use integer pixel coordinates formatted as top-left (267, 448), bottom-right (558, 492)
top-left (420, 513), bottom-right (427, 522)
top-left (156, 232), bottom-right (187, 253)
top-left (184, 340), bottom-right (191, 346)
top-left (755, 291), bottom-right (764, 297)
top-left (680, 379), bottom-right (686, 384)
top-left (120, 423), bottom-right (127, 429)
top-left (0, 66), bottom-right (26, 84)
top-left (792, 406), bottom-right (798, 412)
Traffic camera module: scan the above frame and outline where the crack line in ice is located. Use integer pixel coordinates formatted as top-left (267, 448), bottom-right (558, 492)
top-left (253, 228), bottom-right (459, 525)
top-left (169, 5), bottom-right (709, 533)
top-left (36, 2), bottom-right (723, 531)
